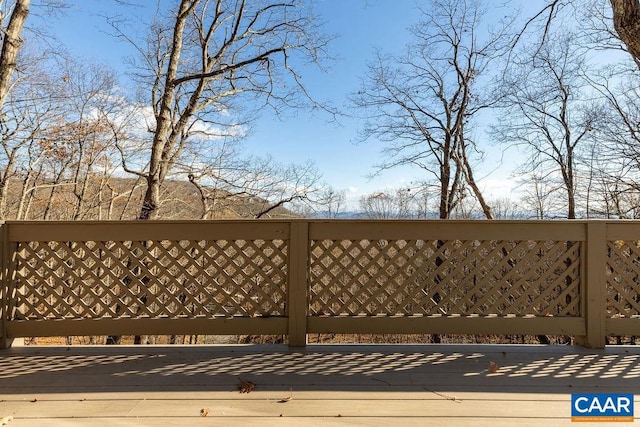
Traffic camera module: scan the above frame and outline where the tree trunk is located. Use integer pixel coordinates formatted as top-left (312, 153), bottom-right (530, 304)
top-left (0, 154), bottom-right (17, 219)
top-left (0, 0), bottom-right (30, 109)
top-left (439, 162), bottom-right (451, 219)
top-left (611, 0), bottom-right (640, 66)
top-left (139, 177), bottom-right (161, 220)
top-left (136, 0), bottom-right (195, 221)
top-left (456, 139), bottom-right (494, 220)
top-left (0, 177), bottom-right (9, 219)
top-left (188, 174), bottom-right (210, 219)
top-left (567, 188), bottom-right (576, 219)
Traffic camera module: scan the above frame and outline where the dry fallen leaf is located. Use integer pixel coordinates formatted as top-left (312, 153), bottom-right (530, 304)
top-left (238, 379), bottom-right (255, 394)
top-left (200, 408), bottom-right (210, 417)
top-left (0, 415), bottom-right (13, 425)
top-left (488, 361), bottom-right (499, 373)
top-left (277, 388), bottom-right (293, 403)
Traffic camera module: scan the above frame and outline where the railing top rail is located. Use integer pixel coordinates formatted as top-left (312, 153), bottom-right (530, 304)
top-left (5, 219), bottom-right (640, 242)
top-left (6, 221), bottom-right (291, 242)
top-left (604, 222), bottom-right (640, 240)
top-left (309, 220), bottom-right (588, 241)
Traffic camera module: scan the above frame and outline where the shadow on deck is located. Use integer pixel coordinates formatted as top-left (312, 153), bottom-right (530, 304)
top-left (1, 344), bottom-right (639, 395)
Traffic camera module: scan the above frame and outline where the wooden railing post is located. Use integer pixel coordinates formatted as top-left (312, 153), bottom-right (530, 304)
top-left (0, 222), bottom-right (10, 349)
top-left (582, 221), bottom-right (607, 349)
top-left (287, 220), bottom-right (308, 347)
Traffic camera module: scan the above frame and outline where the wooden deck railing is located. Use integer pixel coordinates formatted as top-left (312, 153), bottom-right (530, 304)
top-left (1, 220), bottom-right (639, 349)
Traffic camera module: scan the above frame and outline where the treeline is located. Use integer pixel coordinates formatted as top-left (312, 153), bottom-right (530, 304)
top-left (2, 1), bottom-right (640, 221)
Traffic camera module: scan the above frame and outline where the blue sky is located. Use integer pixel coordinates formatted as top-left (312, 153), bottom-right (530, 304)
top-left (48, 0), bottom-right (535, 208)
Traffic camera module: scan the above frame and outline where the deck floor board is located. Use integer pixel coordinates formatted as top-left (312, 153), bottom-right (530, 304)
top-left (1, 344), bottom-right (639, 425)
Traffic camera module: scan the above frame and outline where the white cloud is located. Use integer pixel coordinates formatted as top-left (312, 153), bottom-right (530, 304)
top-left (480, 176), bottom-right (520, 200)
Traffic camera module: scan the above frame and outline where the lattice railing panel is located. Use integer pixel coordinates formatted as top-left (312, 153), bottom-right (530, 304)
top-left (9, 239), bottom-right (288, 320)
top-left (606, 240), bottom-right (640, 317)
top-left (309, 239), bottom-right (581, 317)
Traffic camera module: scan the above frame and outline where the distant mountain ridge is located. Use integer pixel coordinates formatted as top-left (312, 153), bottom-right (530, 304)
top-left (2, 177), bottom-right (295, 221)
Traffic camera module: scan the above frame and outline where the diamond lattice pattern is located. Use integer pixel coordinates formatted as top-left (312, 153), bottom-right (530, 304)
top-left (309, 239), bottom-right (581, 317)
top-left (606, 240), bottom-right (640, 317)
top-left (10, 239), bottom-right (287, 320)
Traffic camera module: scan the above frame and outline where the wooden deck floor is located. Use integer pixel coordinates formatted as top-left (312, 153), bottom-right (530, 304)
top-left (0, 344), bottom-right (639, 426)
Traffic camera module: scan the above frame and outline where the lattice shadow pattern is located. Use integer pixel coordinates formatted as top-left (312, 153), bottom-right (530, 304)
top-left (309, 239), bottom-right (581, 317)
top-left (9, 239), bottom-right (288, 320)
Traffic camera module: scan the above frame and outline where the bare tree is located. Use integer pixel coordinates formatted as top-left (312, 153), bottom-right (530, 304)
top-left (110, 0), bottom-right (331, 220)
top-left (0, 79), bottom-right (50, 217)
top-left (312, 188), bottom-right (347, 218)
top-left (0, 46), bottom-right (75, 219)
top-left (583, 65), bottom-right (640, 218)
top-left (59, 60), bottom-right (121, 220)
top-left (489, 197), bottom-right (523, 219)
top-left (359, 190), bottom-right (404, 219)
top-left (494, 32), bottom-right (601, 219)
top-left (516, 173), bottom-right (566, 219)
top-left (185, 150), bottom-right (324, 219)
top-left (359, 187), bottom-right (434, 219)
top-left (352, 0), bottom-right (512, 219)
